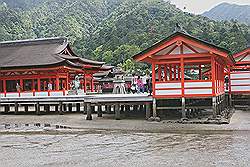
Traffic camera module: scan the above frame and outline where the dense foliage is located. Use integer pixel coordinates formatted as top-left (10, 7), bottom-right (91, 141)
top-left (0, 0), bottom-right (250, 73)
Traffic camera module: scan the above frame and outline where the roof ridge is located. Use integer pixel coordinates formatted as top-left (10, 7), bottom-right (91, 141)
top-left (0, 37), bottom-right (67, 47)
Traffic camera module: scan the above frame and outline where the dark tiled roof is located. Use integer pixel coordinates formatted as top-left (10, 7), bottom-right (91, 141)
top-left (0, 37), bottom-right (105, 69)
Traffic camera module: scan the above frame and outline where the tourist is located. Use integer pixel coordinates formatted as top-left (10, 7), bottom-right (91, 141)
top-left (131, 74), bottom-right (137, 94)
top-left (147, 74), bottom-right (152, 95)
top-left (48, 82), bottom-right (53, 91)
top-left (16, 83), bottom-right (21, 92)
top-left (137, 76), bottom-right (143, 93)
top-left (142, 75), bottom-right (147, 93)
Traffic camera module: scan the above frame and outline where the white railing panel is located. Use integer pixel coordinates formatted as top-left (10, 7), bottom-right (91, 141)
top-left (35, 92), bottom-right (48, 96)
top-left (184, 81), bottom-right (212, 88)
top-left (185, 89), bottom-right (212, 95)
top-left (231, 73), bottom-right (250, 79)
top-left (231, 79), bottom-right (250, 85)
top-left (5, 93), bottom-right (19, 97)
top-left (155, 82), bottom-right (181, 89)
top-left (21, 92), bottom-right (33, 97)
top-left (50, 92), bottom-right (63, 96)
top-left (155, 89), bottom-right (182, 95)
top-left (231, 86), bottom-right (250, 91)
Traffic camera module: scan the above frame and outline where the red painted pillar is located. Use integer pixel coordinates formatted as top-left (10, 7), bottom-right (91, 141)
top-left (152, 63), bottom-right (156, 96)
top-left (84, 76), bottom-right (87, 93)
top-left (211, 56), bottom-right (215, 96)
top-left (3, 79), bottom-right (6, 94)
top-left (158, 64), bottom-right (161, 81)
top-left (37, 78), bottom-right (41, 91)
top-left (66, 73), bottom-right (69, 90)
top-left (56, 77), bottom-right (59, 90)
top-left (164, 65), bottom-right (167, 81)
top-left (20, 79), bottom-right (23, 91)
top-left (169, 64), bottom-right (172, 80)
top-left (32, 79), bottom-right (35, 91)
top-left (181, 58), bottom-right (185, 97)
top-left (199, 65), bottom-right (202, 80)
top-left (91, 75), bottom-right (94, 92)
top-left (173, 65), bottom-right (176, 80)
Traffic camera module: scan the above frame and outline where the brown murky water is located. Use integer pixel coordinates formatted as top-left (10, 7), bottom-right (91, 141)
top-left (0, 130), bottom-right (249, 167)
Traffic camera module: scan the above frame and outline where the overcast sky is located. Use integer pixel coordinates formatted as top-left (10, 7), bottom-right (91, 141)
top-left (169, 0), bottom-right (250, 14)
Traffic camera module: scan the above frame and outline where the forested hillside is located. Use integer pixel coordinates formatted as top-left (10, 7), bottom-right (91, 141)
top-left (0, 0), bottom-right (249, 69)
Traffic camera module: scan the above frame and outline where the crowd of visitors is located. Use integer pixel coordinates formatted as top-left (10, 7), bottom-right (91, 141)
top-left (131, 74), bottom-right (152, 95)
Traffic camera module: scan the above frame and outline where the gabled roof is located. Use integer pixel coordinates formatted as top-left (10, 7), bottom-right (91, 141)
top-left (233, 47), bottom-right (250, 65)
top-left (133, 31), bottom-right (233, 63)
top-left (0, 37), bottom-right (105, 70)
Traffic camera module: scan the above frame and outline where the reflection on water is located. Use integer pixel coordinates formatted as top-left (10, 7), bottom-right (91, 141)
top-left (0, 131), bottom-right (249, 167)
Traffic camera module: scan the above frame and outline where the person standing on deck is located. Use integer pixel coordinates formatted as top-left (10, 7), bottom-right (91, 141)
top-left (48, 82), bottom-right (53, 91)
top-left (131, 74), bottom-right (137, 94)
top-left (16, 82), bottom-right (21, 92)
top-left (137, 76), bottom-right (143, 93)
top-left (147, 74), bottom-right (152, 95)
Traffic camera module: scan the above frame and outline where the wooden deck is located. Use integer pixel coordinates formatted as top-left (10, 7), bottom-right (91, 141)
top-left (0, 94), bottom-right (153, 120)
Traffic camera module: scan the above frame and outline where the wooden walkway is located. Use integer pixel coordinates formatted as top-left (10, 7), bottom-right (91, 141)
top-left (0, 94), bottom-right (153, 120)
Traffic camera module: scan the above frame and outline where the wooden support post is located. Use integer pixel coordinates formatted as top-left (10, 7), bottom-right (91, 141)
top-left (115, 104), bottom-right (121, 120)
top-left (91, 106), bottom-right (95, 113)
top-left (125, 105), bottom-right (130, 117)
top-left (212, 96), bottom-right (217, 118)
top-left (133, 105), bottom-right (138, 112)
top-left (152, 98), bottom-right (157, 118)
top-left (120, 105), bottom-right (125, 113)
top-left (181, 97), bottom-right (186, 118)
top-left (139, 105), bottom-right (144, 112)
top-left (63, 104), bottom-right (67, 112)
top-left (97, 105), bottom-right (102, 117)
top-left (59, 102), bottom-right (64, 115)
top-left (14, 102), bottom-right (18, 115)
top-left (55, 105), bottom-right (59, 112)
top-left (76, 103), bottom-right (81, 112)
top-left (44, 104), bottom-right (50, 113)
top-left (146, 103), bottom-right (151, 120)
top-left (68, 103), bottom-right (73, 112)
top-left (36, 102), bottom-right (40, 115)
top-left (86, 103), bottom-right (92, 120)
top-left (4, 105), bottom-right (10, 113)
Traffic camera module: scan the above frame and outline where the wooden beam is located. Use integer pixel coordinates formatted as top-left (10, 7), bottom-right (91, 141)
top-left (153, 53), bottom-right (211, 60)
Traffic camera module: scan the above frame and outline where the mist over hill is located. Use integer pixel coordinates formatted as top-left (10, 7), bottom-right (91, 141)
top-left (203, 2), bottom-right (250, 25)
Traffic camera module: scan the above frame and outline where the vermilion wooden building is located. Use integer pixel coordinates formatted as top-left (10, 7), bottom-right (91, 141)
top-left (0, 37), bottom-right (111, 97)
top-left (133, 31), bottom-right (234, 118)
top-left (230, 48), bottom-right (250, 94)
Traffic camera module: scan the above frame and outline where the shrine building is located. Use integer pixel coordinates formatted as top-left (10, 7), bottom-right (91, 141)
top-left (0, 37), bottom-right (112, 97)
top-left (133, 31), bottom-right (234, 118)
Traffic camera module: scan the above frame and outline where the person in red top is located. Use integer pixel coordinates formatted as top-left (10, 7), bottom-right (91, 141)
top-left (136, 76), bottom-right (143, 93)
